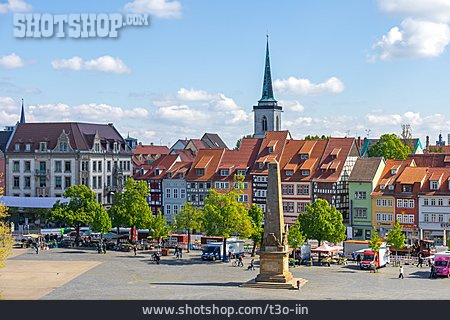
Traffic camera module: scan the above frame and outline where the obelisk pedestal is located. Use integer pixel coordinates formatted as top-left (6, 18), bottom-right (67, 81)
top-left (242, 160), bottom-right (307, 289)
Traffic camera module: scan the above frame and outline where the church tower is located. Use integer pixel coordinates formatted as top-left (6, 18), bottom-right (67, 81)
top-left (253, 36), bottom-right (282, 138)
top-left (20, 98), bottom-right (26, 124)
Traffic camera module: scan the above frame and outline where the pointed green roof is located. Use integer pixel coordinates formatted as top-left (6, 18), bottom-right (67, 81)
top-left (20, 98), bottom-right (26, 124)
top-left (259, 36), bottom-right (277, 103)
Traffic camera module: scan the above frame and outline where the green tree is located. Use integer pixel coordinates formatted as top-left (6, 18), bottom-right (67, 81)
top-left (148, 210), bottom-right (171, 246)
top-left (109, 178), bottom-right (152, 243)
top-left (368, 228), bottom-right (382, 272)
top-left (305, 135), bottom-right (329, 140)
top-left (247, 204), bottom-right (264, 257)
top-left (49, 185), bottom-right (102, 243)
top-left (368, 133), bottom-right (411, 160)
top-left (203, 189), bottom-right (253, 261)
top-left (298, 199), bottom-right (346, 245)
top-left (175, 203), bottom-right (202, 252)
top-left (386, 221), bottom-right (406, 265)
top-left (0, 182), bottom-right (13, 268)
top-left (447, 237), bottom-right (450, 251)
top-left (288, 219), bottom-right (305, 260)
top-left (92, 206), bottom-right (112, 240)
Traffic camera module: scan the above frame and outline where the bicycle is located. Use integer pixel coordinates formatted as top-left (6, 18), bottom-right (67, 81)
top-left (232, 258), bottom-right (244, 267)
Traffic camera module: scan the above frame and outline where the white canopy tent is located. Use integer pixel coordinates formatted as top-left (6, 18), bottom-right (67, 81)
top-left (0, 196), bottom-right (70, 209)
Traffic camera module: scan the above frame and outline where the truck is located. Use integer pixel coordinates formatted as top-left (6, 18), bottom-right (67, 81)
top-left (201, 240), bottom-right (244, 261)
top-left (343, 240), bottom-right (369, 259)
top-left (434, 251), bottom-right (450, 278)
top-left (360, 244), bottom-right (390, 270)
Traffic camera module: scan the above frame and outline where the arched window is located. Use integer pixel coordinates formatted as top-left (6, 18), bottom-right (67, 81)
top-left (276, 116), bottom-right (280, 131)
top-left (262, 116), bottom-right (268, 132)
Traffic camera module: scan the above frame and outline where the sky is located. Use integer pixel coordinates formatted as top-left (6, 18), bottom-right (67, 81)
top-left (1, 0), bottom-right (450, 148)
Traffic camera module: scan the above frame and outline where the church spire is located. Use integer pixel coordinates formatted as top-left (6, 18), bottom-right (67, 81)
top-left (20, 98), bottom-right (26, 124)
top-left (259, 35), bottom-right (276, 103)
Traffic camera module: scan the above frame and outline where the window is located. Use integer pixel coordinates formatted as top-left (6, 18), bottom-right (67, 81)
top-left (396, 214), bottom-right (402, 223)
top-left (285, 170), bottom-right (294, 176)
top-left (14, 143), bottom-right (20, 152)
top-left (60, 142), bottom-right (68, 152)
top-left (220, 169), bottom-right (230, 176)
top-left (64, 161), bottom-right (71, 173)
top-left (408, 215), bottom-right (414, 224)
top-left (55, 161), bottom-right (62, 173)
top-left (438, 198), bottom-right (443, 206)
top-left (237, 169), bottom-right (246, 176)
top-left (282, 184), bottom-right (294, 195)
top-left (354, 208), bottom-right (367, 219)
top-left (107, 161), bottom-right (111, 172)
top-left (93, 161), bottom-right (97, 172)
top-left (173, 205), bottom-right (179, 215)
top-left (81, 161), bottom-right (88, 172)
top-left (199, 194), bottom-right (204, 202)
top-left (431, 199), bottom-right (436, 206)
top-left (238, 194), bottom-right (248, 202)
top-left (107, 175), bottom-right (111, 187)
top-left (199, 182), bottom-right (204, 189)
top-left (166, 188), bottom-right (171, 199)
top-left (355, 191), bottom-right (366, 200)
top-left (282, 202), bottom-right (294, 213)
top-left (215, 182), bottom-right (230, 189)
top-left (424, 214), bottom-right (429, 222)
top-left (424, 198), bottom-right (429, 206)
top-left (402, 185), bottom-right (412, 193)
top-left (196, 168), bottom-right (205, 176)
top-left (92, 177), bottom-right (97, 189)
top-left (13, 176), bottom-right (20, 189)
top-left (55, 177), bottom-right (62, 189)
top-left (300, 154), bottom-right (309, 160)
top-left (98, 193), bottom-right (102, 203)
top-left (409, 199), bottom-right (414, 208)
top-left (173, 188), bottom-right (178, 199)
top-left (297, 202), bottom-right (307, 213)
top-left (24, 161), bottom-right (30, 172)
top-left (376, 213), bottom-right (392, 222)
top-left (95, 143), bottom-right (100, 152)
top-left (39, 142), bottom-right (47, 151)
top-left (258, 162), bottom-right (264, 170)
top-left (24, 176), bottom-right (31, 188)
top-left (65, 177), bottom-right (71, 189)
top-left (180, 189), bottom-right (186, 198)
top-left (25, 144), bottom-right (31, 152)
top-left (262, 116), bottom-right (267, 132)
top-left (13, 161), bottom-right (19, 172)
top-left (439, 214), bottom-right (444, 222)
top-left (431, 181), bottom-right (439, 190)
top-left (39, 176), bottom-right (46, 188)
top-left (98, 177), bottom-right (102, 189)
top-left (301, 170), bottom-right (309, 176)
top-left (268, 146), bottom-right (274, 153)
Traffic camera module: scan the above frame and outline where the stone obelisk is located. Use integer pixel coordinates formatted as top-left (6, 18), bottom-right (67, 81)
top-left (242, 160), bottom-right (305, 289)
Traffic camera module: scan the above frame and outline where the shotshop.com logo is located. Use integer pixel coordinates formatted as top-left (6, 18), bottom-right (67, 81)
top-left (13, 13), bottom-right (149, 38)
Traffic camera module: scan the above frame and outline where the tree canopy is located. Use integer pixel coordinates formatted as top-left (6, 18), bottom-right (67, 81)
top-left (0, 183), bottom-right (13, 268)
top-left (247, 204), bottom-right (264, 256)
top-left (305, 135), bottom-right (329, 140)
top-left (386, 221), bottom-right (405, 252)
top-left (368, 133), bottom-right (411, 160)
top-left (92, 206), bottom-right (112, 236)
top-left (109, 178), bottom-right (152, 229)
top-left (288, 218), bottom-right (305, 249)
top-left (298, 199), bottom-right (346, 245)
top-left (49, 185), bottom-right (103, 238)
top-left (175, 202), bottom-right (202, 252)
top-left (368, 228), bottom-right (382, 254)
top-left (147, 210), bottom-right (171, 244)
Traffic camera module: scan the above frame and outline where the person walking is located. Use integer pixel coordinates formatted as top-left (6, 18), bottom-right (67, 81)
top-left (417, 255), bottom-right (423, 268)
top-left (351, 252), bottom-right (356, 262)
top-left (356, 254), bottom-right (361, 266)
top-left (133, 244), bottom-right (137, 256)
top-left (238, 255), bottom-right (244, 267)
top-left (179, 247), bottom-right (183, 259)
top-left (247, 258), bottom-right (255, 270)
top-left (398, 265), bottom-right (404, 279)
top-left (174, 246), bottom-right (179, 257)
top-left (429, 263), bottom-right (436, 278)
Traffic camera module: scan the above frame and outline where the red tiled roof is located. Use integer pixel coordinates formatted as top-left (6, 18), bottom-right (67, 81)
top-left (133, 144), bottom-right (170, 156)
top-left (186, 149), bottom-right (225, 181)
top-left (251, 131), bottom-right (289, 174)
top-left (408, 154), bottom-right (448, 167)
top-left (420, 168), bottom-right (450, 195)
top-left (298, 140), bottom-right (316, 155)
top-left (137, 154), bottom-right (179, 180)
top-left (396, 167), bottom-right (428, 184)
top-left (300, 158), bottom-right (317, 170)
top-left (284, 163), bottom-right (297, 171)
top-left (267, 140), bottom-right (277, 148)
top-left (372, 159), bottom-right (415, 195)
top-left (195, 156), bottom-right (213, 169)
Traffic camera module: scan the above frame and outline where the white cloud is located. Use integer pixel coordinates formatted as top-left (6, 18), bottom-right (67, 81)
top-left (279, 100), bottom-right (305, 112)
top-left (366, 113), bottom-right (403, 125)
top-left (0, 0), bottom-right (31, 14)
top-left (372, 18), bottom-right (450, 60)
top-left (51, 56), bottom-right (130, 74)
top-left (176, 88), bottom-right (213, 101)
top-left (378, 0), bottom-right (450, 23)
top-left (373, 0), bottom-right (450, 60)
top-left (273, 76), bottom-right (344, 96)
top-left (123, 0), bottom-right (182, 19)
top-left (157, 105), bottom-right (207, 122)
top-left (0, 53), bottom-right (31, 69)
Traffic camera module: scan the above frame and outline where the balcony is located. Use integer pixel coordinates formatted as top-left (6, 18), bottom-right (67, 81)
top-left (35, 169), bottom-right (50, 176)
top-left (36, 187), bottom-right (50, 197)
top-left (105, 185), bottom-right (119, 193)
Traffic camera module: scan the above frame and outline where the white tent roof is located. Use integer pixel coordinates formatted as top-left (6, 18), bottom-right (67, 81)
top-left (0, 196), bottom-right (70, 208)
top-left (312, 243), bottom-right (340, 253)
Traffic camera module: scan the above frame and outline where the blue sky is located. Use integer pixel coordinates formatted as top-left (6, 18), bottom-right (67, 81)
top-left (1, 0), bottom-right (450, 147)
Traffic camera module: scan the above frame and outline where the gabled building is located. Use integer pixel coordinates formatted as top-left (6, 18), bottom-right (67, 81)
top-left (371, 159), bottom-right (414, 237)
top-left (212, 138), bottom-right (262, 207)
top-left (418, 168), bottom-right (450, 245)
top-left (312, 138), bottom-right (360, 223)
top-left (393, 166), bottom-right (428, 240)
top-left (161, 161), bottom-right (192, 221)
top-left (185, 148), bottom-right (225, 207)
top-left (250, 131), bottom-right (290, 213)
top-left (348, 157), bottom-right (385, 240)
top-left (408, 153), bottom-right (450, 168)
top-left (5, 122), bottom-right (132, 206)
top-left (279, 139), bottom-right (327, 225)
top-left (132, 144), bottom-right (170, 174)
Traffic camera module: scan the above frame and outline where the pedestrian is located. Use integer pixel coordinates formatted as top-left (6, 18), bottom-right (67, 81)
top-left (417, 255), bottom-right (423, 268)
top-left (174, 246), bottom-right (179, 258)
top-left (133, 244), bottom-right (137, 256)
top-left (228, 251), bottom-right (232, 261)
top-left (398, 265), bottom-right (404, 279)
top-left (247, 258), bottom-right (255, 270)
top-left (35, 242), bottom-right (39, 254)
top-left (179, 247), bottom-right (182, 259)
top-left (356, 254), bottom-right (361, 265)
top-left (238, 255), bottom-right (244, 267)
top-left (351, 252), bottom-right (355, 261)
top-left (102, 242), bottom-right (106, 254)
top-left (430, 264), bottom-right (436, 278)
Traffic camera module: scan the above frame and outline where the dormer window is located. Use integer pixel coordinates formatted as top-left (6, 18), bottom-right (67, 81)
top-left (388, 185), bottom-right (394, 190)
top-left (60, 142), bottom-right (68, 152)
top-left (25, 144), bottom-right (31, 152)
top-left (300, 154), bottom-right (309, 160)
top-left (95, 143), bottom-right (100, 152)
top-left (301, 170), bottom-right (310, 176)
top-left (113, 142), bottom-right (118, 153)
top-left (237, 169), bottom-right (246, 176)
top-left (391, 169), bottom-right (398, 175)
top-left (402, 185), bottom-right (412, 193)
top-left (220, 169), bottom-right (230, 176)
top-left (285, 170), bottom-right (294, 176)
top-left (196, 168), bottom-right (205, 176)
top-left (431, 180), bottom-right (439, 190)
top-left (380, 185), bottom-right (386, 190)
top-left (258, 162), bottom-right (264, 170)
top-left (14, 143), bottom-right (20, 152)
top-left (268, 147), bottom-right (274, 153)
top-left (39, 142), bottom-right (47, 152)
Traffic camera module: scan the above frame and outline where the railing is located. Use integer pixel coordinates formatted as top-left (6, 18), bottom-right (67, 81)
top-left (35, 169), bottom-right (50, 176)
top-left (36, 187), bottom-right (50, 197)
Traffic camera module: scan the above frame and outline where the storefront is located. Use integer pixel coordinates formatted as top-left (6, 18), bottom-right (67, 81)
top-left (421, 222), bottom-right (450, 246)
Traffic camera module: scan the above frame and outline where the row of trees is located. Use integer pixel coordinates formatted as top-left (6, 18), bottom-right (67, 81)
top-left (0, 182), bottom-right (13, 269)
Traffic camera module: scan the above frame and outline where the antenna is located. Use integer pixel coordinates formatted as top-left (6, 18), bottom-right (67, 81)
top-left (365, 129), bottom-right (371, 138)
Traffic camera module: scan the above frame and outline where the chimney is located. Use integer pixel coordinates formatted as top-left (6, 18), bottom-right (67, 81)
top-left (426, 136), bottom-right (429, 149)
top-left (357, 136), bottom-right (361, 149)
top-left (150, 142), bottom-right (154, 146)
